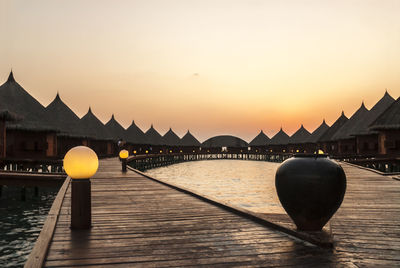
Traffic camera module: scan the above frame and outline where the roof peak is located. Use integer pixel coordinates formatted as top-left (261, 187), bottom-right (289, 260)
top-left (7, 70), bottom-right (15, 83)
top-left (111, 114), bottom-right (115, 120)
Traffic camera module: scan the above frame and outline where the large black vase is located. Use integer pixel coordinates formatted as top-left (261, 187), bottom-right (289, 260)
top-left (275, 154), bottom-right (346, 231)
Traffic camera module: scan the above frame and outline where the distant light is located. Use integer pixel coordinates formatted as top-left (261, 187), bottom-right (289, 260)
top-left (119, 150), bottom-right (129, 159)
top-left (193, 150), bottom-right (195, 153)
top-left (256, 149), bottom-right (258, 152)
top-left (63, 146), bottom-right (98, 179)
top-left (133, 150), bottom-right (137, 154)
top-left (283, 149), bottom-right (286, 153)
top-left (270, 150), bottom-right (272, 152)
top-left (180, 150), bottom-right (182, 153)
top-left (316, 149), bottom-right (324, 155)
top-left (169, 150), bottom-right (172, 153)
top-left (145, 150), bottom-right (149, 154)
top-left (160, 150), bottom-right (163, 153)
top-left (296, 149), bottom-right (299, 153)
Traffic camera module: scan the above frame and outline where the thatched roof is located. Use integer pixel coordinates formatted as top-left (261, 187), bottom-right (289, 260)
top-left (125, 120), bottom-right (148, 144)
top-left (269, 128), bottom-right (290, 145)
top-left (180, 130), bottom-right (201, 146)
top-left (331, 103), bottom-right (369, 141)
top-left (0, 71), bottom-right (56, 132)
top-left (45, 93), bottom-right (87, 138)
top-left (202, 135), bottom-right (248, 147)
top-left (350, 91), bottom-right (395, 136)
top-left (105, 114), bottom-right (127, 141)
top-left (318, 111), bottom-right (348, 142)
top-left (145, 124), bottom-right (164, 145)
top-left (370, 97), bottom-right (400, 130)
top-left (0, 110), bottom-right (20, 122)
top-left (289, 124), bottom-right (311, 144)
top-left (80, 107), bottom-right (112, 140)
top-left (249, 130), bottom-right (270, 146)
top-left (162, 128), bottom-right (181, 146)
top-left (306, 120), bottom-right (329, 143)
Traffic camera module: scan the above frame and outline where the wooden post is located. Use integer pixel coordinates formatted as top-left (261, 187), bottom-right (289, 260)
top-left (71, 179), bottom-right (91, 229)
top-left (122, 158), bottom-right (127, 172)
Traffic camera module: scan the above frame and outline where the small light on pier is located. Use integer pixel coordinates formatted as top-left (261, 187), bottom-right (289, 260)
top-left (145, 150), bottom-right (149, 154)
top-left (119, 149), bottom-right (128, 172)
top-left (169, 150), bottom-right (172, 153)
top-left (63, 146), bottom-right (99, 230)
top-left (160, 150), bottom-right (163, 153)
top-left (133, 150), bottom-right (137, 154)
top-left (180, 150), bottom-right (182, 153)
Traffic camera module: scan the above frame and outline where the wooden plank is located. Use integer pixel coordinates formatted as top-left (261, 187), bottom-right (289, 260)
top-left (24, 176), bottom-right (70, 268)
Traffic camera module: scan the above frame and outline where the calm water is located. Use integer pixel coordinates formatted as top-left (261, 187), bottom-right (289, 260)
top-left (0, 186), bottom-right (58, 268)
top-left (145, 160), bottom-right (285, 214)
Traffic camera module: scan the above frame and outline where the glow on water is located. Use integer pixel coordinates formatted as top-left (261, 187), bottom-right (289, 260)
top-left (144, 160), bottom-right (285, 214)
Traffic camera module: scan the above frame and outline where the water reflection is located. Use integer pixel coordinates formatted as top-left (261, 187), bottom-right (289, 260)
top-left (0, 186), bottom-right (58, 268)
top-left (145, 160), bottom-right (285, 214)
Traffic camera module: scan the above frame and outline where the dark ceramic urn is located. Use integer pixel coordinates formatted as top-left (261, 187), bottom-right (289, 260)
top-left (275, 154), bottom-right (346, 231)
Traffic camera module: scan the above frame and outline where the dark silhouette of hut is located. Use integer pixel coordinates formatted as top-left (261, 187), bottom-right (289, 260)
top-left (350, 91), bottom-right (395, 156)
top-left (162, 128), bottom-right (181, 153)
top-left (179, 130), bottom-right (201, 153)
top-left (249, 130), bottom-right (270, 153)
top-left (267, 128), bottom-right (290, 153)
top-left (80, 107), bottom-right (114, 157)
top-left (369, 97), bottom-right (400, 156)
top-left (0, 71), bottom-right (59, 159)
top-left (202, 135), bottom-right (248, 154)
top-left (0, 110), bottom-right (20, 158)
top-left (318, 111), bottom-right (348, 155)
top-left (288, 124), bottom-right (312, 153)
top-left (331, 102), bottom-right (369, 156)
top-left (145, 124), bottom-right (165, 153)
top-left (304, 119), bottom-right (329, 153)
top-left (45, 92), bottom-right (89, 157)
top-left (105, 114), bottom-right (128, 154)
top-left (125, 120), bottom-right (149, 154)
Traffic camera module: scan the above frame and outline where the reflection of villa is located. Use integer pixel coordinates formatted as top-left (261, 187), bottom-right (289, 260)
top-left (0, 71), bottom-right (399, 161)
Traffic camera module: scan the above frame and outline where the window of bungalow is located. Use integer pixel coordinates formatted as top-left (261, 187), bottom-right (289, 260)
top-left (221, 146), bottom-right (227, 152)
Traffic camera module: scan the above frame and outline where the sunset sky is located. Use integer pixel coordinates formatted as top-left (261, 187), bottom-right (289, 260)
top-left (1, 0), bottom-right (399, 142)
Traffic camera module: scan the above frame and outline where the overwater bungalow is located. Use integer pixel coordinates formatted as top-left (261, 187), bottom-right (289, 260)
top-left (162, 128), bottom-right (181, 153)
top-left (350, 91), bottom-right (395, 156)
top-left (79, 107), bottom-right (114, 157)
top-left (0, 110), bottom-right (20, 158)
top-left (45, 93), bottom-right (89, 157)
top-left (318, 111), bottom-right (348, 155)
top-left (0, 72), bottom-right (59, 159)
top-left (125, 120), bottom-right (149, 155)
top-left (249, 130), bottom-right (270, 153)
top-left (104, 114), bottom-right (128, 153)
top-left (202, 135), bottom-right (248, 154)
top-left (369, 97), bottom-right (400, 156)
top-left (331, 102), bottom-right (369, 156)
top-left (305, 119), bottom-right (329, 153)
top-left (145, 124), bottom-right (165, 153)
top-left (267, 128), bottom-right (290, 153)
top-left (288, 124), bottom-right (311, 153)
top-left (179, 130), bottom-right (201, 153)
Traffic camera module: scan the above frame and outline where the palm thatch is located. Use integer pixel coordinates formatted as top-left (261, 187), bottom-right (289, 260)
top-left (105, 114), bottom-right (127, 141)
top-left (125, 120), bottom-right (148, 144)
top-left (306, 120), bottom-right (329, 143)
top-left (180, 130), bottom-right (201, 146)
top-left (45, 93), bottom-right (87, 138)
top-left (202, 135), bottom-right (248, 147)
top-left (370, 97), bottom-right (400, 130)
top-left (162, 128), bottom-right (181, 146)
top-left (145, 124), bottom-right (164, 145)
top-left (318, 111), bottom-right (348, 142)
top-left (0, 71), bottom-right (57, 132)
top-left (269, 128), bottom-right (290, 145)
top-left (350, 91), bottom-right (395, 136)
top-left (289, 124), bottom-right (311, 144)
top-left (249, 130), bottom-right (270, 146)
top-left (331, 103), bottom-right (369, 141)
top-left (80, 107), bottom-right (112, 140)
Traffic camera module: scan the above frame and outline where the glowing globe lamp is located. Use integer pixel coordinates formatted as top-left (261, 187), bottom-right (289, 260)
top-left (63, 146), bottom-right (98, 179)
top-left (63, 146), bottom-right (98, 230)
top-left (133, 150), bottom-right (137, 154)
top-left (119, 149), bottom-right (129, 159)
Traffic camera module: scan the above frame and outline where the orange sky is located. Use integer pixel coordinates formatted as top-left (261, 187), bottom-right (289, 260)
top-left (1, 0), bottom-right (399, 142)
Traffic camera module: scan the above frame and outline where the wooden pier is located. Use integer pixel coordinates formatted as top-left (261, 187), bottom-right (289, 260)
top-left (26, 158), bottom-right (400, 267)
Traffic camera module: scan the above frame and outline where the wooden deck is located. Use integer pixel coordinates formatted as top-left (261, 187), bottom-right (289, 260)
top-left (26, 158), bottom-right (400, 267)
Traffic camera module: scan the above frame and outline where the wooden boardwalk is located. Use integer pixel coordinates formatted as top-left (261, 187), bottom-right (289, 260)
top-left (26, 158), bottom-right (400, 267)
